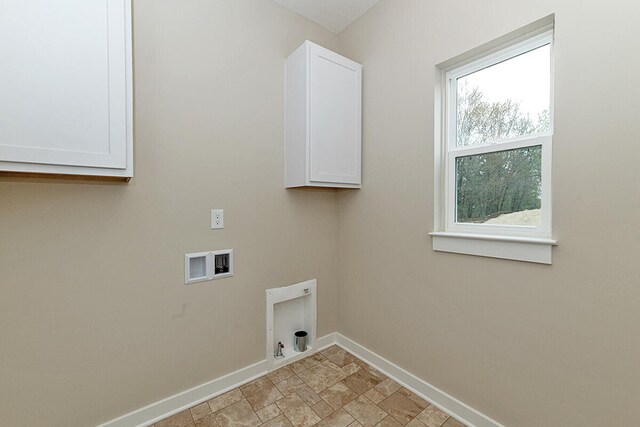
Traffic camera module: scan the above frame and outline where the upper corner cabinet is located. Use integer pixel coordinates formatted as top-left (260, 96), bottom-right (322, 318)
top-left (285, 41), bottom-right (362, 189)
top-left (0, 0), bottom-right (133, 179)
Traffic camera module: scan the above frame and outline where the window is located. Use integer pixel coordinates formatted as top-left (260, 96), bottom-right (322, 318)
top-left (431, 23), bottom-right (557, 264)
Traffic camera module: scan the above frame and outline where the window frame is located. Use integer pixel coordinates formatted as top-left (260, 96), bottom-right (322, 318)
top-left (431, 23), bottom-right (557, 264)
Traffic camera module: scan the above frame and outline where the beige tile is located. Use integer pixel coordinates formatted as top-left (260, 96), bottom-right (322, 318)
top-left (275, 375), bottom-right (307, 396)
top-left (316, 408), bottom-right (356, 427)
top-left (343, 396), bottom-right (388, 427)
top-left (354, 359), bottom-right (371, 369)
top-left (442, 417), bottom-right (466, 427)
top-left (275, 391), bottom-right (304, 412)
top-left (328, 350), bottom-right (356, 367)
top-left (376, 416), bottom-right (405, 427)
top-left (290, 357), bottom-right (322, 374)
top-left (240, 377), bottom-right (272, 398)
top-left (323, 360), bottom-right (346, 370)
top-left (256, 403), bottom-right (282, 423)
top-left (276, 393), bottom-right (322, 427)
top-left (156, 409), bottom-right (193, 427)
top-left (374, 379), bottom-right (402, 397)
top-left (378, 389), bottom-right (426, 425)
top-left (190, 402), bottom-right (212, 421)
top-left (296, 387), bottom-right (323, 406)
top-left (268, 366), bottom-right (295, 384)
top-left (364, 388), bottom-right (386, 404)
top-left (312, 400), bottom-right (335, 418)
top-left (397, 388), bottom-right (428, 409)
top-left (343, 369), bottom-right (385, 395)
top-left (195, 399), bottom-right (260, 427)
top-left (342, 362), bottom-right (361, 375)
top-left (415, 406), bottom-right (449, 427)
top-left (364, 367), bottom-right (387, 384)
top-left (323, 347), bottom-right (354, 361)
top-left (298, 361), bottom-right (348, 392)
top-left (320, 345), bottom-right (343, 359)
top-left (245, 380), bottom-right (284, 410)
top-left (261, 414), bottom-right (294, 427)
top-left (308, 352), bottom-right (327, 363)
top-left (289, 361), bottom-right (306, 374)
top-left (319, 382), bottom-right (359, 410)
top-left (208, 388), bottom-right (244, 413)
top-left (185, 353), bottom-right (450, 427)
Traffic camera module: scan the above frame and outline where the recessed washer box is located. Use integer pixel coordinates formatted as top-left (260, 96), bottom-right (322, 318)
top-left (266, 279), bottom-right (317, 371)
top-left (184, 250), bottom-right (233, 284)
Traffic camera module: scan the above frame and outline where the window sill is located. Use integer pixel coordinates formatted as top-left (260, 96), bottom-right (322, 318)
top-left (429, 232), bottom-right (557, 264)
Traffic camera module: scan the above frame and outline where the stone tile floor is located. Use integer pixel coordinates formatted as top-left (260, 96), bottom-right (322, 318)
top-left (154, 346), bottom-right (467, 427)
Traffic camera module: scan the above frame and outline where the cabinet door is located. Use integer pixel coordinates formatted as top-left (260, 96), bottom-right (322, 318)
top-left (309, 44), bottom-right (362, 185)
top-left (0, 0), bottom-right (130, 170)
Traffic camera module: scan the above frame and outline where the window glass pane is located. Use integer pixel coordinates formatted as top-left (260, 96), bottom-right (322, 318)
top-left (455, 146), bottom-right (542, 225)
top-left (456, 44), bottom-right (550, 147)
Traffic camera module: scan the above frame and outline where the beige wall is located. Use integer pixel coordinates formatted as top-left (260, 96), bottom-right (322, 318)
top-left (3, 1), bottom-right (640, 426)
top-left (0, 1), bottom-right (339, 425)
top-left (337, 1), bottom-right (640, 426)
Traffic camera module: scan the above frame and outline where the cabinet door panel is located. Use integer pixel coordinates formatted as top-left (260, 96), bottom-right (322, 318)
top-left (309, 46), bottom-right (361, 184)
top-left (0, 0), bottom-right (128, 169)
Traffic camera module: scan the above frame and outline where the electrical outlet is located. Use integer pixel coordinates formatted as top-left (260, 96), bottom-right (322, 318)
top-left (211, 209), bottom-right (224, 229)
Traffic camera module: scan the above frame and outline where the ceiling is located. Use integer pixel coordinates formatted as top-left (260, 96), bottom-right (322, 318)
top-left (272, 0), bottom-right (381, 33)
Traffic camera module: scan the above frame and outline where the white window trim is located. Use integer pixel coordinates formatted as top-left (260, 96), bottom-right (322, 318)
top-left (430, 23), bottom-right (557, 264)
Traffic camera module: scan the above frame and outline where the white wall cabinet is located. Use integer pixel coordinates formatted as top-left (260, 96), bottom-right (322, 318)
top-left (0, 0), bottom-right (133, 179)
top-left (285, 41), bottom-right (362, 188)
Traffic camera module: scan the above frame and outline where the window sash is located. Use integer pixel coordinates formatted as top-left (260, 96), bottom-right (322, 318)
top-left (446, 30), bottom-right (553, 81)
top-left (445, 135), bottom-right (551, 237)
top-left (446, 30), bottom-right (554, 151)
top-left (443, 30), bottom-right (554, 239)
top-left (449, 134), bottom-right (549, 157)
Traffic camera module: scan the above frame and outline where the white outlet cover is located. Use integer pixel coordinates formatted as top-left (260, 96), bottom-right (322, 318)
top-left (211, 209), bottom-right (224, 229)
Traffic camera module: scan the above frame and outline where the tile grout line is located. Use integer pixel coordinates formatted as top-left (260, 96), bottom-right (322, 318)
top-left (157, 346), bottom-right (455, 427)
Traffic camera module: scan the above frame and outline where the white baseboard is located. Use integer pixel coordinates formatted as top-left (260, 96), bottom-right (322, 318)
top-left (334, 333), bottom-right (504, 427)
top-left (316, 332), bottom-right (337, 351)
top-left (98, 332), bottom-right (501, 427)
top-left (97, 359), bottom-right (268, 427)
top-left (97, 333), bottom-right (336, 427)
